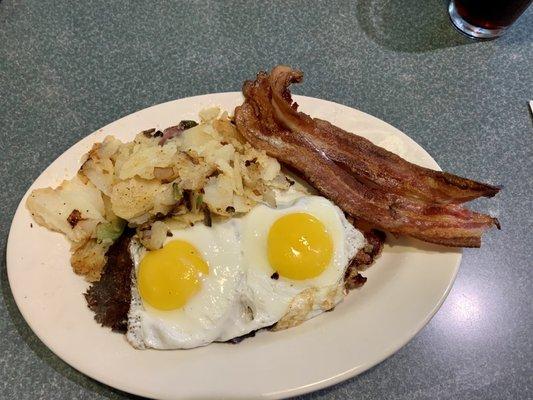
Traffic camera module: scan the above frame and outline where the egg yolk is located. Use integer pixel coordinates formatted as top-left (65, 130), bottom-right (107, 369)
top-left (267, 212), bottom-right (333, 280)
top-left (137, 240), bottom-right (209, 311)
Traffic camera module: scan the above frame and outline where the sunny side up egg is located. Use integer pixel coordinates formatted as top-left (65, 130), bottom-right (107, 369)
top-left (127, 220), bottom-right (244, 349)
top-left (126, 195), bottom-right (365, 350)
top-left (238, 196), bottom-right (365, 333)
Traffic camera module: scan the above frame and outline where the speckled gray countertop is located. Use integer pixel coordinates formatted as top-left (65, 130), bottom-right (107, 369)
top-left (1, 1), bottom-right (532, 399)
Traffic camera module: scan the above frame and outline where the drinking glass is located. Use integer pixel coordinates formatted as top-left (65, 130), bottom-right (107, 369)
top-left (448, 0), bottom-right (532, 39)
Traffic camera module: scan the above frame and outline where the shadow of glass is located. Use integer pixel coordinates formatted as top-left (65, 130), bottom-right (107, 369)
top-left (356, 0), bottom-right (474, 53)
top-left (1, 239), bottom-right (144, 400)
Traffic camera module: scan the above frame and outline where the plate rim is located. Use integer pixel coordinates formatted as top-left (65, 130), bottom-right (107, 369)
top-left (6, 92), bottom-right (461, 400)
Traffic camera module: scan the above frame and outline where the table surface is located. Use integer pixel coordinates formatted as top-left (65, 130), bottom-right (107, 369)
top-left (1, 1), bottom-right (532, 399)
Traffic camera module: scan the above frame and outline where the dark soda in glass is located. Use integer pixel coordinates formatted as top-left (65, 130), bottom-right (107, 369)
top-left (449, 0), bottom-right (532, 38)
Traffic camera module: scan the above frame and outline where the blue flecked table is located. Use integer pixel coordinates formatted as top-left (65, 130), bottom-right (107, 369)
top-left (1, 1), bottom-right (532, 399)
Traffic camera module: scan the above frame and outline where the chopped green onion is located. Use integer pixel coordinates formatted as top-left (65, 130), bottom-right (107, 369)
top-left (96, 219), bottom-right (126, 243)
top-left (196, 194), bottom-right (203, 208)
top-left (173, 183), bottom-right (182, 201)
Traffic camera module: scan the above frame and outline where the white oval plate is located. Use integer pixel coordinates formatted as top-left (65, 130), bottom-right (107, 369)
top-left (7, 93), bottom-right (461, 399)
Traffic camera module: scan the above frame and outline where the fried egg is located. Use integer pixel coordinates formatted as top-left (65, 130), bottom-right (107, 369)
top-left (127, 195), bottom-right (365, 349)
top-left (225, 195), bottom-right (364, 337)
top-left (127, 221), bottom-right (245, 349)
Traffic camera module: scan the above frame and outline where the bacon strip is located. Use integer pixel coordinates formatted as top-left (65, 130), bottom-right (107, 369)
top-left (234, 66), bottom-right (500, 247)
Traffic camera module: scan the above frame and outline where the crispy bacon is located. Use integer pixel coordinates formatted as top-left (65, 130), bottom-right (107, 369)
top-left (234, 66), bottom-right (500, 247)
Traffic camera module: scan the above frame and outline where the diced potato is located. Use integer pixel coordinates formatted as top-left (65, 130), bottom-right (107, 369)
top-left (111, 177), bottom-right (170, 219)
top-left (153, 184), bottom-right (176, 215)
top-left (80, 158), bottom-right (115, 196)
top-left (70, 239), bottom-right (110, 282)
top-left (212, 119), bottom-right (246, 150)
top-left (199, 106), bottom-right (220, 122)
top-left (257, 152), bottom-right (281, 181)
top-left (28, 107), bottom-right (304, 282)
top-left (116, 141), bottom-right (177, 180)
top-left (233, 194), bottom-right (253, 213)
top-left (26, 175), bottom-right (106, 242)
top-left (232, 153), bottom-right (244, 195)
top-left (268, 173), bottom-right (292, 190)
top-left (113, 142), bottom-right (134, 175)
top-left (168, 212), bottom-right (204, 229)
top-left (196, 139), bottom-right (222, 160)
top-left (139, 220), bottom-right (168, 250)
top-left (212, 144), bottom-right (235, 171)
top-left (95, 135), bottom-right (122, 159)
top-left (202, 124), bottom-right (222, 140)
top-left (174, 154), bottom-right (214, 190)
top-left (180, 126), bottom-right (216, 154)
top-left (127, 213), bottom-right (152, 226)
top-left (243, 186), bottom-right (263, 203)
top-left (203, 174), bottom-right (234, 212)
top-left (262, 187), bottom-right (277, 208)
top-left (101, 194), bottom-right (117, 221)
